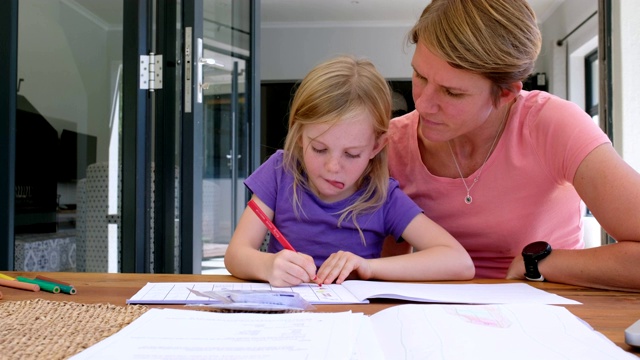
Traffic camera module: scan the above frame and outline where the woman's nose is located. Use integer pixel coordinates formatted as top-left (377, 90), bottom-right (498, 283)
top-left (415, 86), bottom-right (439, 114)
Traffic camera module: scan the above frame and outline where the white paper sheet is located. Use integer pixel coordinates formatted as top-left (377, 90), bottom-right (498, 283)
top-left (71, 308), bottom-right (359, 360)
top-left (369, 304), bottom-right (635, 360)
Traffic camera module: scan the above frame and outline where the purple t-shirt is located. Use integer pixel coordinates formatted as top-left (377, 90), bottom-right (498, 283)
top-left (245, 150), bottom-right (423, 268)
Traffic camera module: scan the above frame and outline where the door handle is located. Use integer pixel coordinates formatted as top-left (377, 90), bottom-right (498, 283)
top-left (196, 38), bottom-right (224, 103)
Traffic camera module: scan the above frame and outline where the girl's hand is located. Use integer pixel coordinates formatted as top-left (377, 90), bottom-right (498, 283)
top-left (316, 251), bottom-right (372, 284)
top-left (266, 250), bottom-right (317, 287)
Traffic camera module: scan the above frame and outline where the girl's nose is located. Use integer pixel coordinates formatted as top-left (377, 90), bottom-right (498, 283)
top-left (325, 155), bottom-right (341, 172)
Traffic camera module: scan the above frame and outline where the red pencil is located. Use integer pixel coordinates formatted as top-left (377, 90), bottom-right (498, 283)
top-left (247, 199), bottom-right (320, 286)
top-left (248, 199), bottom-right (296, 251)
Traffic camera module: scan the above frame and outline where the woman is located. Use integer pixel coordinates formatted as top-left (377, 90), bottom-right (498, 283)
top-left (387, 0), bottom-right (640, 291)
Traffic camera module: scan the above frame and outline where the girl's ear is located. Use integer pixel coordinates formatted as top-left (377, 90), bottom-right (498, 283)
top-left (370, 133), bottom-right (389, 159)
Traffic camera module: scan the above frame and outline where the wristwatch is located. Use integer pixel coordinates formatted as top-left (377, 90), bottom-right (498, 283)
top-left (522, 241), bottom-right (552, 281)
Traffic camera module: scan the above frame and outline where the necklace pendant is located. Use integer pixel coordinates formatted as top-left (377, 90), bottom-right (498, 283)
top-left (465, 195), bottom-right (472, 204)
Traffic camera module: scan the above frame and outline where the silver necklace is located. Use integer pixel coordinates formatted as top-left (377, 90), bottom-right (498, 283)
top-left (448, 107), bottom-right (509, 204)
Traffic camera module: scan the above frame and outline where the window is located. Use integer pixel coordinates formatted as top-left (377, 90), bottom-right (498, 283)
top-left (585, 49), bottom-right (599, 119)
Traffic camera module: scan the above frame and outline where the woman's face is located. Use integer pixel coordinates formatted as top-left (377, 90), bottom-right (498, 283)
top-left (301, 112), bottom-right (383, 203)
top-left (411, 42), bottom-right (496, 142)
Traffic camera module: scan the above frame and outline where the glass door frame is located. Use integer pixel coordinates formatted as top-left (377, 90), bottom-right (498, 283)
top-left (179, 0), bottom-right (204, 273)
top-left (120, 0), bottom-right (154, 273)
top-left (0, 0), bottom-right (18, 270)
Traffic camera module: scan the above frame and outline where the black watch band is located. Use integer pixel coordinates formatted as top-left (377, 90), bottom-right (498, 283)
top-left (522, 241), bottom-right (552, 282)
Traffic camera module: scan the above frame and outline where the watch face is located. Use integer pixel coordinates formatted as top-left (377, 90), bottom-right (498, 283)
top-left (523, 241), bottom-right (550, 255)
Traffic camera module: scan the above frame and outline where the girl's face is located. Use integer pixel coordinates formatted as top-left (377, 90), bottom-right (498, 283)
top-left (301, 112), bottom-right (385, 203)
top-left (411, 42), bottom-right (496, 142)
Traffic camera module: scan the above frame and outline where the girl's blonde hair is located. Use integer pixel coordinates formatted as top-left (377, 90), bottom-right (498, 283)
top-left (282, 55), bottom-right (391, 243)
top-left (409, 0), bottom-right (542, 106)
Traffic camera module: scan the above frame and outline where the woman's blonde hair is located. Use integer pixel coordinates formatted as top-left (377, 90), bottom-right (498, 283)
top-left (282, 55), bottom-right (391, 244)
top-left (409, 0), bottom-right (542, 106)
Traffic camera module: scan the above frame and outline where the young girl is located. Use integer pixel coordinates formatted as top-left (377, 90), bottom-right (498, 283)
top-left (224, 56), bottom-right (474, 287)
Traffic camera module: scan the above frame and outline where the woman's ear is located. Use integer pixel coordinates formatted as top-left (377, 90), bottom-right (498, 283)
top-left (499, 81), bottom-right (523, 107)
top-left (371, 133), bottom-right (389, 159)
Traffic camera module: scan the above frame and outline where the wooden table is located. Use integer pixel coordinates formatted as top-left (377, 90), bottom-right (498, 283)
top-left (2, 271), bottom-right (639, 355)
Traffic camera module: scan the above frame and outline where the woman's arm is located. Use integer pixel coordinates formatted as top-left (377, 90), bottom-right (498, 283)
top-left (507, 144), bottom-right (640, 291)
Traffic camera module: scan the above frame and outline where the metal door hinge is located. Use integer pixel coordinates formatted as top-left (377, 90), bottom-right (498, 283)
top-left (140, 53), bottom-right (163, 91)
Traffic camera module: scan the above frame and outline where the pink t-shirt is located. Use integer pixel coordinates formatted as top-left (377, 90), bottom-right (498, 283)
top-left (388, 90), bottom-right (611, 278)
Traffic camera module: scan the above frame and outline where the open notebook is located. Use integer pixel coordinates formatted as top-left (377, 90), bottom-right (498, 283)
top-left (126, 280), bottom-right (579, 305)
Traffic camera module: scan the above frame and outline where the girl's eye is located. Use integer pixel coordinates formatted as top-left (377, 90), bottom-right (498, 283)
top-left (312, 146), bottom-right (326, 154)
top-left (345, 152), bottom-right (360, 159)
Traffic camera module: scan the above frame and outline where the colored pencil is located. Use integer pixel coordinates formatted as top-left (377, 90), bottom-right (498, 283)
top-left (16, 277), bottom-right (60, 294)
top-left (30, 277), bottom-right (76, 295)
top-left (247, 199), bottom-right (320, 286)
top-left (0, 273), bottom-right (15, 281)
top-left (247, 199), bottom-right (296, 251)
top-left (35, 274), bottom-right (73, 287)
top-left (0, 278), bottom-right (40, 292)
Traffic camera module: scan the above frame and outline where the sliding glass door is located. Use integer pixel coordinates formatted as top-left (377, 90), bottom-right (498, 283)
top-left (199, 1), bottom-right (252, 274)
top-left (13, 0), bottom-right (126, 273)
top-left (2, 0), bottom-right (257, 274)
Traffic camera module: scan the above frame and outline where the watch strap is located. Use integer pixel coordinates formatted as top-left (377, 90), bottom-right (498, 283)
top-left (525, 273), bottom-right (545, 282)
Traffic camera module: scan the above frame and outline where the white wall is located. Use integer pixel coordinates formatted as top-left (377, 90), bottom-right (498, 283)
top-left (613, 1), bottom-right (640, 170)
top-left (261, 24), bottom-right (416, 81)
top-left (538, 0), bottom-right (598, 102)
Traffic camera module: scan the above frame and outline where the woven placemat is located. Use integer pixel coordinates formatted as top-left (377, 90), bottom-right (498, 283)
top-left (0, 298), bottom-right (148, 360)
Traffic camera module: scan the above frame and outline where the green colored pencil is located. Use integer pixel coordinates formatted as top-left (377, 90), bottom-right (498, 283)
top-left (16, 277), bottom-right (60, 294)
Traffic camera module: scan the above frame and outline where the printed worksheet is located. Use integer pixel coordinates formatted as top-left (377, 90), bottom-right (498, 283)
top-left (70, 308), bottom-right (368, 360)
top-left (126, 282), bottom-right (363, 305)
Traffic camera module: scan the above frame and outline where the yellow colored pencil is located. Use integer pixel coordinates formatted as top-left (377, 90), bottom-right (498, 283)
top-left (0, 273), bottom-right (16, 281)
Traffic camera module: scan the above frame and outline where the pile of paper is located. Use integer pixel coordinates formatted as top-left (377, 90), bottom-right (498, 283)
top-left (71, 303), bottom-right (635, 359)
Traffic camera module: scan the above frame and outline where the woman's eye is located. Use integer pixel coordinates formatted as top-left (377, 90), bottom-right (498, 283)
top-left (445, 89), bottom-right (462, 98)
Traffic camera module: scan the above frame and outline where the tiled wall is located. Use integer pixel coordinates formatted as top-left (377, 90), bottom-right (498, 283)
top-left (15, 231), bottom-right (76, 271)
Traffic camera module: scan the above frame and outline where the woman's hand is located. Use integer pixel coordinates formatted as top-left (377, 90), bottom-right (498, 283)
top-left (505, 255), bottom-right (526, 280)
top-left (316, 251), bottom-right (372, 284)
top-left (266, 250), bottom-right (317, 287)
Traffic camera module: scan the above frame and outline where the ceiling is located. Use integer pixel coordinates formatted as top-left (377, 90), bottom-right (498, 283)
top-left (69, 0), bottom-right (565, 28)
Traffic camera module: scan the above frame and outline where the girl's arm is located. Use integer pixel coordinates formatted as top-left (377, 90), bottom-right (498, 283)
top-left (224, 196), bottom-right (317, 287)
top-left (316, 213), bottom-right (474, 284)
top-left (367, 213), bottom-right (475, 281)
